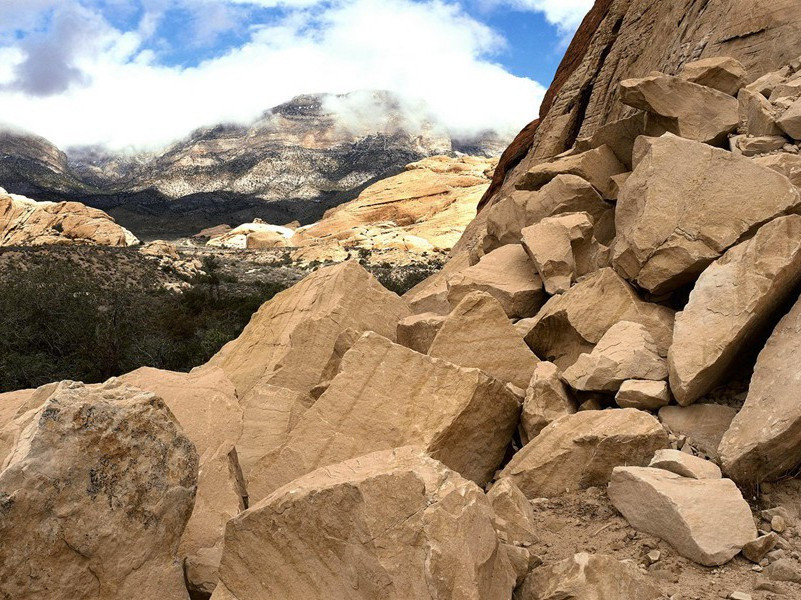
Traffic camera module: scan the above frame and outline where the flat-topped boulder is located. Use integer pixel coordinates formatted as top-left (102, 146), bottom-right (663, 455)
top-left (0, 381), bottom-right (198, 600)
top-left (613, 134), bottom-right (801, 294)
top-left (608, 466), bottom-right (756, 566)
top-left (619, 74), bottom-right (739, 144)
top-left (247, 332), bottom-right (520, 500)
top-left (679, 57), bottom-right (747, 96)
top-left (498, 409), bottom-right (667, 498)
top-left (615, 380), bottom-right (671, 411)
top-left (649, 449), bottom-right (722, 480)
top-left (208, 261), bottom-right (411, 396)
top-left (216, 447), bottom-right (518, 600)
top-left (447, 244), bottom-right (545, 319)
top-left (428, 291), bottom-right (539, 389)
top-left (523, 268), bottom-right (674, 370)
top-left (669, 215), bottom-right (801, 405)
top-left (720, 293), bottom-right (801, 484)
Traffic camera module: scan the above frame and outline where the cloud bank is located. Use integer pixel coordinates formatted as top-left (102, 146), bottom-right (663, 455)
top-left (0, 0), bottom-right (592, 151)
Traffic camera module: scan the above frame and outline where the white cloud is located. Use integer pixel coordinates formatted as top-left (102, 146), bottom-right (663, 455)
top-left (0, 0), bottom-right (546, 150)
top-left (481, 0), bottom-right (593, 31)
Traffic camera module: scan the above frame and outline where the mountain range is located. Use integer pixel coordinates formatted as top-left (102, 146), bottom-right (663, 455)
top-left (0, 91), bottom-right (507, 238)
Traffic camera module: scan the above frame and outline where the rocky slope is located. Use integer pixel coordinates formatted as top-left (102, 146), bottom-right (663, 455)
top-left (0, 92), bottom-right (505, 238)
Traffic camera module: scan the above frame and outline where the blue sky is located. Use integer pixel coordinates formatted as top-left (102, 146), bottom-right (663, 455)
top-left (0, 0), bottom-right (592, 149)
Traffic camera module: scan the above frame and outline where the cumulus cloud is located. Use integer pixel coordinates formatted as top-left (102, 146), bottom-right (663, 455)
top-left (0, 0), bottom-right (547, 150)
top-left (480, 0), bottom-right (593, 31)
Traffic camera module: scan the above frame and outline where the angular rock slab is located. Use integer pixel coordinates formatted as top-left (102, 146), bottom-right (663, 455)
top-left (520, 361), bottom-right (577, 444)
top-left (487, 478), bottom-right (539, 545)
top-left (754, 153), bottom-right (801, 188)
top-left (720, 293), bottom-right (801, 484)
top-left (613, 134), bottom-right (801, 294)
top-left (248, 332), bottom-right (520, 500)
top-left (778, 97), bottom-right (801, 140)
top-left (517, 553), bottom-right (663, 600)
top-left (649, 449), bottom-right (722, 479)
top-left (428, 291), bottom-right (540, 389)
top-left (615, 380), bottom-right (670, 411)
top-left (396, 312), bottom-right (447, 354)
top-left (669, 215), bottom-right (801, 405)
top-left (447, 244), bottom-right (545, 319)
top-left (524, 268), bottom-right (675, 370)
top-left (679, 56), bottom-right (747, 96)
top-left (217, 447), bottom-right (518, 600)
top-left (620, 74), bottom-right (739, 144)
top-left (608, 466), bottom-right (756, 566)
top-left (658, 404), bottom-right (737, 459)
top-left (562, 321), bottom-right (668, 393)
top-left (209, 261), bottom-right (411, 396)
top-left (0, 381), bottom-right (198, 600)
top-left (499, 409), bottom-right (668, 498)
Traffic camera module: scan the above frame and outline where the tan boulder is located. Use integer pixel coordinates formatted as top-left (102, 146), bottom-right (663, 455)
top-left (523, 268), bottom-right (675, 370)
top-left (739, 88), bottom-right (785, 136)
top-left (208, 261), bottom-right (410, 396)
top-left (246, 229), bottom-right (290, 249)
top-left (669, 215), bottom-right (801, 405)
top-left (485, 174), bottom-right (614, 251)
top-left (619, 74), bottom-right (739, 144)
top-left (236, 383), bottom-right (313, 482)
top-left (516, 553), bottom-right (663, 600)
top-left (447, 244), bottom-right (545, 319)
top-left (615, 380), bottom-right (671, 411)
top-left (396, 312), bottom-right (447, 353)
top-left (520, 361), bottom-right (577, 444)
top-left (0, 382), bottom-right (64, 467)
top-left (562, 321), bottom-right (668, 393)
top-left (679, 56), bottom-right (747, 96)
top-left (217, 446), bottom-right (518, 600)
top-left (613, 134), bottom-right (801, 294)
top-left (778, 97), bottom-right (801, 139)
top-left (730, 134), bottom-right (788, 156)
top-left (574, 113), bottom-right (650, 169)
top-left (608, 466), bottom-right (756, 566)
top-left (428, 291), bottom-right (539, 389)
top-left (181, 444), bottom-right (248, 599)
top-left (0, 387), bottom-right (40, 430)
top-left (487, 478), bottom-right (539, 545)
top-left (0, 381), bottom-right (198, 600)
top-left (754, 153), bottom-right (801, 187)
top-left (498, 409), bottom-right (668, 498)
top-left (119, 366), bottom-right (242, 457)
top-left (658, 404), bottom-right (737, 459)
top-left (140, 239), bottom-right (180, 259)
top-left (516, 146), bottom-right (626, 200)
top-left (719, 293), bottom-right (801, 485)
top-left (248, 332), bottom-right (520, 500)
top-left (649, 449), bottom-right (722, 479)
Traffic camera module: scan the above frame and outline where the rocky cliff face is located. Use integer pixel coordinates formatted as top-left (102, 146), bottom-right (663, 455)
top-left (0, 92), bottom-right (505, 238)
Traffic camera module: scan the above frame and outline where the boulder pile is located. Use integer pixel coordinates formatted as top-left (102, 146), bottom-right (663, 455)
top-left (8, 54), bottom-right (801, 599)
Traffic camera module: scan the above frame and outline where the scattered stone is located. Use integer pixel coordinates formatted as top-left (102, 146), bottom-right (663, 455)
top-left (778, 98), bottom-right (801, 139)
top-left (563, 321), bottom-right (668, 392)
top-left (516, 553), bottom-right (663, 600)
top-left (763, 558), bottom-right (801, 583)
top-left (523, 268), bottom-right (675, 370)
top-left (669, 215), bottom-right (801, 406)
top-left (608, 467), bottom-right (756, 566)
top-left (679, 56), bottom-right (747, 96)
top-left (731, 135), bottom-right (788, 156)
top-left (772, 516), bottom-right (788, 533)
top-left (647, 550), bottom-right (661, 565)
top-left (216, 447), bottom-right (518, 600)
top-left (742, 533), bottom-right (780, 563)
top-left (520, 361), bottom-right (577, 444)
top-left (0, 381), bottom-right (198, 600)
top-left (619, 74), bottom-right (739, 144)
top-left (658, 404), bottom-right (737, 459)
top-left (728, 592), bottom-right (751, 600)
top-left (208, 261), bottom-right (411, 396)
top-left (613, 134), bottom-right (801, 294)
top-left (499, 409), bottom-right (668, 498)
top-left (248, 332), bottom-right (520, 500)
top-left (516, 146), bottom-right (626, 200)
top-left (487, 478), bottom-right (539, 545)
top-left (396, 312), bottom-right (447, 354)
top-left (649, 449), bottom-right (722, 479)
top-left (615, 380), bottom-right (670, 411)
top-left (428, 291), bottom-right (540, 389)
top-left (447, 244), bottom-right (545, 319)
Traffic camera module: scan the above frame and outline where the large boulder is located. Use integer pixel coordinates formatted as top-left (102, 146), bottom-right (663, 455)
top-left (679, 56), bottom-right (747, 96)
top-left (516, 553), bottom-right (663, 600)
top-left (615, 380), bottom-right (670, 411)
top-left (208, 261), bottom-right (411, 396)
top-left (520, 361), bottom-right (577, 444)
top-left (487, 478), bottom-right (539, 545)
top-left (613, 134), bottom-right (801, 294)
top-left (523, 268), bottom-right (675, 370)
top-left (216, 447), bottom-right (518, 600)
top-left (719, 294), bottom-right (801, 484)
top-left (447, 244), bottom-right (545, 319)
top-left (669, 215), bottom-right (801, 405)
top-left (498, 409), bottom-right (668, 498)
top-left (754, 153), bottom-right (801, 187)
top-left (562, 321), bottom-right (668, 393)
top-left (247, 332), bottom-right (520, 500)
top-left (396, 312), bottom-right (447, 354)
top-left (619, 74), bottom-right (739, 144)
top-left (608, 466), bottom-right (756, 566)
top-left (427, 291), bottom-right (540, 389)
top-left (778, 97), bottom-right (801, 139)
top-left (0, 381), bottom-right (198, 600)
